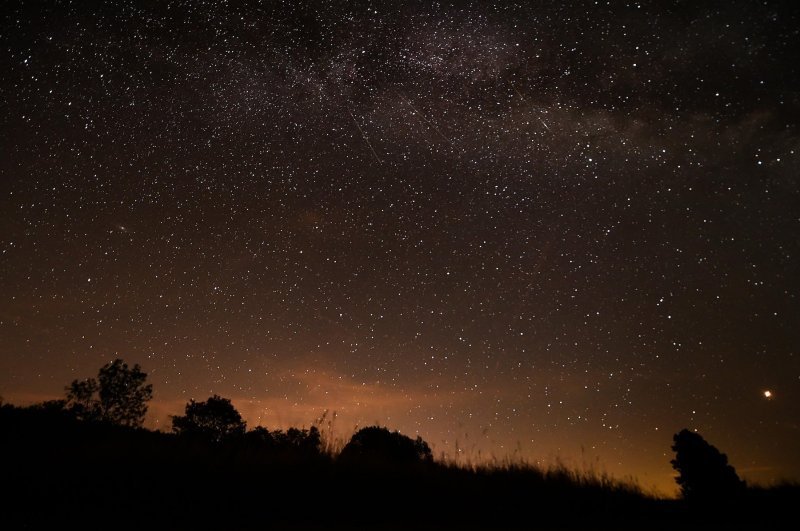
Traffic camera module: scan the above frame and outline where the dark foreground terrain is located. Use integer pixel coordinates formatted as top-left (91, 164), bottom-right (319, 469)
top-left (1, 404), bottom-right (796, 530)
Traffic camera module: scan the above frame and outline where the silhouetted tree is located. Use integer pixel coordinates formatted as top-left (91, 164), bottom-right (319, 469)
top-left (171, 395), bottom-right (246, 442)
top-left (671, 429), bottom-right (745, 502)
top-left (66, 378), bottom-right (100, 421)
top-left (65, 359), bottom-right (153, 427)
top-left (339, 426), bottom-right (432, 465)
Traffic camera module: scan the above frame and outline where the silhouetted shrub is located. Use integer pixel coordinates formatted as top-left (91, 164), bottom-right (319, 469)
top-left (339, 426), bottom-right (432, 466)
top-left (671, 429), bottom-right (745, 503)
top-left (244, 426), bottom-right (274, 446)
top-left (273, 426), bottom-right (323, 453)
top-left (242, 425), bottom-right (323, 459)
top-left (171, 395), bottom-right (246, 443)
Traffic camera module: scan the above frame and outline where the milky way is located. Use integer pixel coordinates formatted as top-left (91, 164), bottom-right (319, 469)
top-left (1, 1), bottom-right (798, 494)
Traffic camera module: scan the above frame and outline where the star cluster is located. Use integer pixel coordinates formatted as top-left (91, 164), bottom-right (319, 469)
top-left (1, 1), bottom-right (798, 494)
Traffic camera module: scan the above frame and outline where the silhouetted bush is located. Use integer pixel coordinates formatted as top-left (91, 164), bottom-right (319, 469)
top-left (171, 395), bottom-right (246, 443)
top-left (339, 426), bottom-right (432, 467)
top-left (272, 426), bottom-right (323, 453)
top-left (671, 429), bottom-right (745, 503)
top-left (242, 425), bottom-right (323, 459)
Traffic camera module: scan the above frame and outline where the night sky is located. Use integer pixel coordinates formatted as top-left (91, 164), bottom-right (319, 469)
top-left (2, 1), bottom-right (799, 495)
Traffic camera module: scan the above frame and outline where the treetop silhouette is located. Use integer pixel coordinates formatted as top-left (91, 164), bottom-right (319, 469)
top-left (65, 358), bottom-right (153, 427)
top-left (339, 426), bottom-right (433, 466)
top-left (671, 428), bottom-right (745, 502)
top-left (171, 394), bottom-right (247, 442)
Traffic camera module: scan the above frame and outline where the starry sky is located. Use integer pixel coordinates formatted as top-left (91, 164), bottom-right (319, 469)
top-left (1, 0), bottom-right (799, 495)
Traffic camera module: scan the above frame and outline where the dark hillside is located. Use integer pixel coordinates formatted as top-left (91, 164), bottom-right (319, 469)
top-left (2, 403), bottom-right (796, 530)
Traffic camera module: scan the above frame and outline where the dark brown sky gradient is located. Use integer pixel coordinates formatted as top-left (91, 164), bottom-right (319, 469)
top-left (2, 0), bottom-right (799, 495)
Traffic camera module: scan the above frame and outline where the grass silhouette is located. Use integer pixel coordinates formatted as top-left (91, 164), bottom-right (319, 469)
top-left (0, 401), bottom-right (796, 530)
